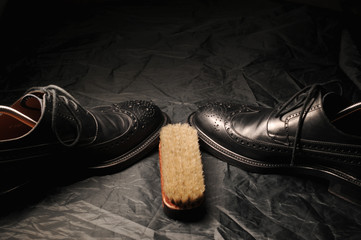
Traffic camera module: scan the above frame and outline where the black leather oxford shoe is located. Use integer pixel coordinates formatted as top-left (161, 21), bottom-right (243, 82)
top-left (189, 83), bottom-right (361, 205)
top-left (0, 85), bottom-right (169, 195)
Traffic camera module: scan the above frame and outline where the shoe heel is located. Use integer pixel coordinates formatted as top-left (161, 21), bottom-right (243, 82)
top-left (328, 181), bottom-right (361, 206)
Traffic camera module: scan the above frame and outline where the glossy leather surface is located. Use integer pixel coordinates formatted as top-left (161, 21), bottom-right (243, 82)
top-left (84, 100), bottom-right (167, 168)
top-left (0, 85), bottom-right (168, 193)
top-left (189, 88), bottom-right (361, 185)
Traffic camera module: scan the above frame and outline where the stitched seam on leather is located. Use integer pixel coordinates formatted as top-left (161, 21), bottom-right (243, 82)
top-left (192, 114), bottom-right (361, 185)
top-left (225, 113), bottom-right (291, 153)
top-left (284, 104), bottom-right (321, 145)
top-left (86, 105), bottom-right (161, 151)
top-left (226, 105), bottom-right (322, 151)
top-left (198, 128), bottom-right (289, 168)
top-left (88, 113), bottom-right (168, 167)
top-left (218, 130), bottom-right (361, 163)
top-left (226, 113), bottom-right (361, 159)
top-left (285, 117), bottom-right (290, 145)
top-left (235, 136), bottom-right (289, 153)
top-left (299, 139), bottom-right (361, 156)
top-left (225, 121), bottom-right (290, 154)
top-left (198, 128), bottom-right (361, 186)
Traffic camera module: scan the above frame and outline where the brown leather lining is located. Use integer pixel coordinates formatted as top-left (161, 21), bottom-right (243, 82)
top-left (0, 95), bottom-right (42, 141)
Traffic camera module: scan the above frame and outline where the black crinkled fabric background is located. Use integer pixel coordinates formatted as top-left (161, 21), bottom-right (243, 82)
top-left (1, 0), bottom-right (361, 239)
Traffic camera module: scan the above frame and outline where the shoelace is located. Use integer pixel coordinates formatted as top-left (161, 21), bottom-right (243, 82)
top-left (274, 81), bottom-right (341, 166)
top-left (24, 85), bottom-right (85, 147)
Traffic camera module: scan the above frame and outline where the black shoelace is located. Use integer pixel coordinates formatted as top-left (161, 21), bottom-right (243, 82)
top-left (274, 81), bottom-right (341, 166)
top-left (24, 85), bottom-right (86, 147)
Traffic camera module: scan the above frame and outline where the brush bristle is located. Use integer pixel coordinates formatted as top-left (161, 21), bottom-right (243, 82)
top-left (159, 123), bottom-right (205, 209)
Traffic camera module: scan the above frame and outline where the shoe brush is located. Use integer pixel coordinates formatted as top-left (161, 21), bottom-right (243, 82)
top-left (159, 123), bottom-right (205, 220)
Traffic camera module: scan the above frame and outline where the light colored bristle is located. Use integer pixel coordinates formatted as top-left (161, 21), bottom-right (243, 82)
top-left (159, 123), bottom-right (205, 208)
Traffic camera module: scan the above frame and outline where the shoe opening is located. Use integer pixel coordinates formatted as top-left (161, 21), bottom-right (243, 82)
top-left (0, 94), bottom-right (43, 141)
top-left (323, 92), bottom-right (361, 136)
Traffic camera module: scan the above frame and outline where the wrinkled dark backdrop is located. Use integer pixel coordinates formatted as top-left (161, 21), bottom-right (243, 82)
top-left (1, 0), bottom-right (361, 239)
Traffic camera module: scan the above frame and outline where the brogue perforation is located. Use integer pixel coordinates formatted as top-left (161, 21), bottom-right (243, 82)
top-left (189, 82), bottom-right (361, 205)
top-left (0, 85), bottom-right (170, 194)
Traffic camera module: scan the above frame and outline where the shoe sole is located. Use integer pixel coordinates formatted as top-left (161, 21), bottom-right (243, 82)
top-left (88, 112), bottom-right (170, 174)
top-left (188, 112), bottom-right (361, 206)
